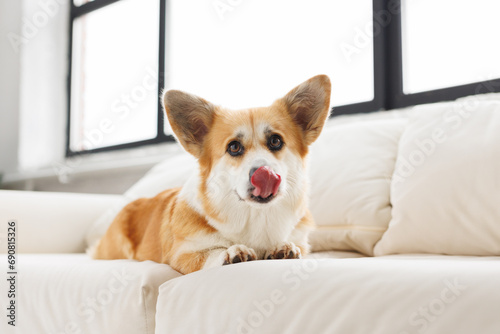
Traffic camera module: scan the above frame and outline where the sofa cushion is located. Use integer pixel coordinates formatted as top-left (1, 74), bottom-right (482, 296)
top-left (0, 254), bottom-right (180, 334)
top-left (308, 117), bottom-right (406, 255)
top-left (154, 255), bottom-right (500, 334)
top-left (375, 99), bottom-right (500, 256)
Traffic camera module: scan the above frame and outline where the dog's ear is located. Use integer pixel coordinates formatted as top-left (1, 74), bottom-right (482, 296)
top-left (280, 75), bottom-right (331, 145)
top-left (163, 90), bottom-right (216, 157)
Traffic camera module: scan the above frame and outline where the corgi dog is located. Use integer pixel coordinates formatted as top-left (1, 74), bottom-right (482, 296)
top-left (93, 75), bottom-right (331, 275)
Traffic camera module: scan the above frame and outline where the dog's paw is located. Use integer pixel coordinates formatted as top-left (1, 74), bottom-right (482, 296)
top-left (265, 242), bottom-right (302, 260)
top-left (222, 245), bottom-right (257, 265)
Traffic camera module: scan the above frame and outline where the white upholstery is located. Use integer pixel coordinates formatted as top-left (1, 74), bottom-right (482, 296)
top-left (155, 255), bottom-right (500, 334)
top-left (308, 117), bottom-right (406, 255)
top-left (0, 190), bottom-right (122, 253)
top-left (305, 250), bottom-right (364, 259)
top-left (375, 99), bottom-right (500, 256)
top-left (0, 254), bottom-right (181, 334)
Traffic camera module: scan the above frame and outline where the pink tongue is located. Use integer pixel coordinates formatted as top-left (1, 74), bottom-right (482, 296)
top-left (251, 166), bottom-right (281, 198)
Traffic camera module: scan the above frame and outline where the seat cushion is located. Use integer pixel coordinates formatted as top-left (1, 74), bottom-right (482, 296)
top-left (155, 256), bottom-right (500, 334)
top-left (0, 254), bottom-right (180, 334)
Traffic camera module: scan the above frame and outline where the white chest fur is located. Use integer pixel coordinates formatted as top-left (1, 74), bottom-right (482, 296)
top-left (179, 168), bottom-right (306, 257)
top-left (208, 203), bottom-right (301, 253)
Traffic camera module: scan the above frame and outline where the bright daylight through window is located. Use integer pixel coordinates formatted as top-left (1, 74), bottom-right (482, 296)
top-left (401, 0), bottom-right (500, 94)
top-left (69, 0), bottom-right (374, 154)
top-left (69, 0), bottom-right (500, 155)
top-left (70, 0), bottom-right (159, 152)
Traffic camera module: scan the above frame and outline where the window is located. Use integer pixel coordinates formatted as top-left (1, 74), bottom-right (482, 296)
top-left (68, 0), bottom-right (500, 156)
top-left (383, 0), bottom-right (500, 109)
top-left (69, 0), bottom-right (162, 154)
top-left (166, 0), bottom-right (374, 111)
top-left (401, 0), bottom-right (500, 94)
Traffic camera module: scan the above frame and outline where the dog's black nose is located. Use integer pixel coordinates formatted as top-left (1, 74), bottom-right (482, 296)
top-left (249, 167), bottom-right (258, 181)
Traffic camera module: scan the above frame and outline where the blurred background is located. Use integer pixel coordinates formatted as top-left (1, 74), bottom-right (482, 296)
top-left (1, 0), bottom-right (499, 194)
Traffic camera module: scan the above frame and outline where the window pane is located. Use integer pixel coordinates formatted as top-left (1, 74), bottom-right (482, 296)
top-left (402, 0), bottom-right (500, 94)
top-left (164, 0), bottom-right (373, 135)
top-left (73, 0), bottom-right (94, 6)
top-left (70, 0), bottom-right (159, 152)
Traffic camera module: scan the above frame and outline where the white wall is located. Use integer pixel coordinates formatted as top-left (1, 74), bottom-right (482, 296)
top-left (0, 0), bottom-right (69, 175)
top-left (0, 0), bottom-right (22, 175)
top-left (18, 0), bottom-right (69, 171)
top-left (0, 0), bottom-right (68, 175)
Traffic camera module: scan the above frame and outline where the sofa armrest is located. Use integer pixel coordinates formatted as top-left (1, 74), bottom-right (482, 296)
top-left (0, 190), bottom-right (122, 253)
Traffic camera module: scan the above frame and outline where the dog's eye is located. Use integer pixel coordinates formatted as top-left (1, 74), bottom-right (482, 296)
top-left (268, 134), bottom-right (283, 151)
top-left (227, 141), bottom-right (244, 156)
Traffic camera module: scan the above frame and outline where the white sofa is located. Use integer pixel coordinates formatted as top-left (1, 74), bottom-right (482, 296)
top-left (2, 93), bottom-right (500, 334)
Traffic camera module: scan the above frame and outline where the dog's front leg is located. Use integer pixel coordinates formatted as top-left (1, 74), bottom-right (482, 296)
top-left (171, 244), bottom-right (258, 274)
top-left (265, 241), bottom-right (302, 260)
top-left (203, 244), bottom-right (257, 269)
top-left (265, 212), bottom-right (314, 260)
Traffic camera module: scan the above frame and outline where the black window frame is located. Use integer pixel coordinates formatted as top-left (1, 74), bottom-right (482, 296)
top-left (66, 0), bottom-right (500, 157)
top-left (67, 0), bottom-right (172, 157)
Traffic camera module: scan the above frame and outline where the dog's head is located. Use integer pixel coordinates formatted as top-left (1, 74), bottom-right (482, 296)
top-left (163, 75), bottom-right (331, 216)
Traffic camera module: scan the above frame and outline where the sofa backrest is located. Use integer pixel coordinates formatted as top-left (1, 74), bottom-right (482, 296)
top-left (0, 190), bottom-right (122, 253)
